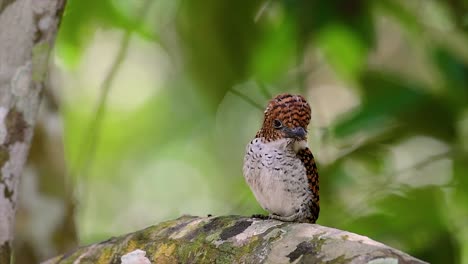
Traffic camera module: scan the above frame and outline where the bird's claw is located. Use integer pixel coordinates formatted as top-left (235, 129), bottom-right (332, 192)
top-left (251, 214), bottom-right (270, 220)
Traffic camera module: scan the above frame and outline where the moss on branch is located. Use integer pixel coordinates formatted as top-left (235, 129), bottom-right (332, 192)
top-left (44, 215), bottom-right (427, 264)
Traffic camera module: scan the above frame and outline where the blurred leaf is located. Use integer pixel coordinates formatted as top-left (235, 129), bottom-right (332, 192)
top-left (283, 0), bottom-right (374, 81)
top-left (285, 0), bottom-right (375, 43)
top-left (433, 47), bottom-right (468, 110)
top-left (176, 0), bottom-right (263, 111)
top-left (351, 147), bottom-right (388, 174)
top-left (350, 187), bottom-right (449, 257)
top-left (414, 230), bottom-right (460, 264)
top-left (443, 0), bottom-right (468, 32)
top-left (63, 93), bottom-right (172, 175)
top-left (251, 16), bottom-right (297, 83)
top-left (333, 70), bottom-right (457, 141)
top-left (359, 73), bottom-right (445, 140)
top-left (453, 155), bottom-right (468, 205)
top-left (317, 162), bottom-right (352, 225)
top-left (375, 0), bottom-right (422, 33)
top-left (57, 0), bottom-right (157, 68)
top-left (332, 75), bottom-right (424, 138)
top-left (317, 24), bottom-right (368, 81)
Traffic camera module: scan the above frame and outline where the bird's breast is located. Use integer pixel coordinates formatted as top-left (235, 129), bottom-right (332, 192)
top-left (243, 138), bottom-right (310, 216)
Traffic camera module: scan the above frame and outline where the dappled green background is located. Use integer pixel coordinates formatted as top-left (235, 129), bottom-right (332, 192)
top-left (33, 0), bottom-right (468, 263)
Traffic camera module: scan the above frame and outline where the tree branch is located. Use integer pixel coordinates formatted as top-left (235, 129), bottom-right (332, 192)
top-left (229, 88), bottom-right (264, 110)
top-left (43, 215), bottom-right (427, 264)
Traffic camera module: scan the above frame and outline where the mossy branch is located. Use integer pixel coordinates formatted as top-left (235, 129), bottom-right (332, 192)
top-left (43, 215), bottom-right (427, 264)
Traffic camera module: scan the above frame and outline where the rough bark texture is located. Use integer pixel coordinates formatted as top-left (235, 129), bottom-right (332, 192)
top-left (44, 215), bottom-right (427, 264)
top-left (0, 0), bottom-right (66, 262)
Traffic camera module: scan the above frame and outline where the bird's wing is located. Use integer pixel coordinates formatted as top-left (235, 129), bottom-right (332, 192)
top-left (297, 147), bottom-right (320, 223)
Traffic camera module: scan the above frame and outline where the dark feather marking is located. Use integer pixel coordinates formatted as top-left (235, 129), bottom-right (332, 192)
top-left (297, 147), bottom-right (320, 223)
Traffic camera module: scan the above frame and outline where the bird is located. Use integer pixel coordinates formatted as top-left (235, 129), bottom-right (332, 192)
top-left (243, 93), bottom-right (319, 223)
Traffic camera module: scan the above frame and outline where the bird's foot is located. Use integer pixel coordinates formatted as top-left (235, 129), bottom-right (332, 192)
top-left (251, 214), bottom-right (270, 220)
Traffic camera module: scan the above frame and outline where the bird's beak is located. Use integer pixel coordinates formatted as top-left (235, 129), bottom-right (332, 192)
top-left (283, 126), bottom-right (307, 140)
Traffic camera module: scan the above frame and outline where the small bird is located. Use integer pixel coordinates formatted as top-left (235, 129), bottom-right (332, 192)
top-left (243, 93), bottom-right (319, 223)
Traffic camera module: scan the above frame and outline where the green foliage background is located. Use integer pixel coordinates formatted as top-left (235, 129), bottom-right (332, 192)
top-left (54, 0), bottom-right (468, 263)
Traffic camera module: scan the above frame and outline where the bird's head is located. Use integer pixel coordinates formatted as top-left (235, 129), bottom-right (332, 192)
top-left (256, 93), bottom-right (311, 143)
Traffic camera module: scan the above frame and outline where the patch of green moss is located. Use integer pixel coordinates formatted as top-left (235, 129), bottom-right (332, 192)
top-left (149, 219), bottom-right (181, 232)
top-left (169, 217), bottom-right (267, 263)
top-left (329, 254), bottom-right (352, 264)
top-left (311, 234), bottom-right (326, 251)
top-left (303, 235), bottom-right (355, 264)
top-left (140, 217), bottom-right (195, 240)
top-left (0, 146), bottom-right (9, 170)
top-left (175, 239), bottom-right (231, 263)
top-left (152, 243), bottom-right (178, 263)
top-left (95, 247), bottom-right (114, 264)
top-left (235, 236), bottom-right (263, 263)
top-left (32, 43), bottom-right (50, 82)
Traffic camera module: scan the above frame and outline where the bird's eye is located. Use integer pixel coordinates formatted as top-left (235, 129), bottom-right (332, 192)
top-left (273, 119), bottom-right (283, 129)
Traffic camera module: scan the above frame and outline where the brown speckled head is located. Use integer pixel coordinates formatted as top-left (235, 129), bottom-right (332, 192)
top-left (256, 93), bottom-right (311, 142)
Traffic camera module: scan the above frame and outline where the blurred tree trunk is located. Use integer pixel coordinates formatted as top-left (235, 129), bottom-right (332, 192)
top-left (43, 215), bottom-right (427, 264)
top-left (14, 86), bottom-right (77, 263)
top-left (0, 0), bottom-right (67, 263)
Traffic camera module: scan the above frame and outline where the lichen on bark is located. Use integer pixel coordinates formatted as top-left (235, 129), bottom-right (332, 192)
top-left (4, 108), bottom-right (28, 145)
top-left (43, 215), bottom-right (428, 264)
top-left (0, 0), bottom-right (67, 262)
